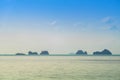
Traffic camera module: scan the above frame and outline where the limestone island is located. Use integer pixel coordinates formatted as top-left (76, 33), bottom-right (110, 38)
top-left (28, 51), bottom-right (38, 55)
top-left (40, 51), bottom-right (49, 55)
top-left (76, 50), bottom-right (87, 55)
top-left (93, 49), bottom-right (112, 55)
top-left (15, 49), bottom-right (113, 56)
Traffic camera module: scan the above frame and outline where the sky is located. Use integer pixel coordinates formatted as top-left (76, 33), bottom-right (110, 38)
top-left (0, 0), bottom-right (120, 54)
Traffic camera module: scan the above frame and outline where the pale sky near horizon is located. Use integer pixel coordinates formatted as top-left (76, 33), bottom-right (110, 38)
top-left (0, 0), bottom-right (120, 54)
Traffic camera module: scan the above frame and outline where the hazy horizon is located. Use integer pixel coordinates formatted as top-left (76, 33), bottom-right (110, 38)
top-left (0, 0), bottom-right (120, 54)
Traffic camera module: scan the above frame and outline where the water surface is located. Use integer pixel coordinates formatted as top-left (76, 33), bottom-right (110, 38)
top-left (0, 56), bottom-right (120, 80)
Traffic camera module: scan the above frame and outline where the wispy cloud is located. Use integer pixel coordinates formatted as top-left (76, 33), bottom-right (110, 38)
top-left (109, 25), bottom-right (119, 31)
top-left (102, 16), bottom-right (113, 24)
top-left (73, 22), bottom-right (82, 27)
top-left (50, 21), bottom-right (57, 25)
top-left (73, 22), bottom-right (87, 31)
top-left (102, 25), bottom-right (118, 30)
top-left (101, 17), bottom-right (120, 32)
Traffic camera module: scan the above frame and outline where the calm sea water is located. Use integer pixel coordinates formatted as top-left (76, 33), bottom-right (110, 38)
top-left (0, 56), bottom-right (120, 80)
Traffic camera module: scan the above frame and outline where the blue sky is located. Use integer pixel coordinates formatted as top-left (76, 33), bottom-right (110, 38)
top-left (0, 0), bottom-right (120, 54)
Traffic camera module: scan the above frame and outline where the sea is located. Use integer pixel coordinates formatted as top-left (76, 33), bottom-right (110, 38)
top-left (0, 56), bottom-right (120, 80)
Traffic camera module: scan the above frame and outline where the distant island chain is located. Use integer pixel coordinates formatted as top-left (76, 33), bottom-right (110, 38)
top-left (16, 49), bottom-right (112, 56)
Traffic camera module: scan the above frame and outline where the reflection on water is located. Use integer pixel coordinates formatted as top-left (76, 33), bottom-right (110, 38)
top-left (0, 56), bottom-right (120, 80)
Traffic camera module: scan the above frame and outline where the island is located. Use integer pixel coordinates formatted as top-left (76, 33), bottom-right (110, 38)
top-left (14, 49), bottom-right (114, 56)
top-left (93, 49), bottom-right (112, 55)
top-left (40, 51), bottom-right (49, 55)
top-left (76, 50), bottom-right (87, 55)
top-left (16, 53), bottom-right (26, 55)
top-left (28, 51), bottom-right (38, 55)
